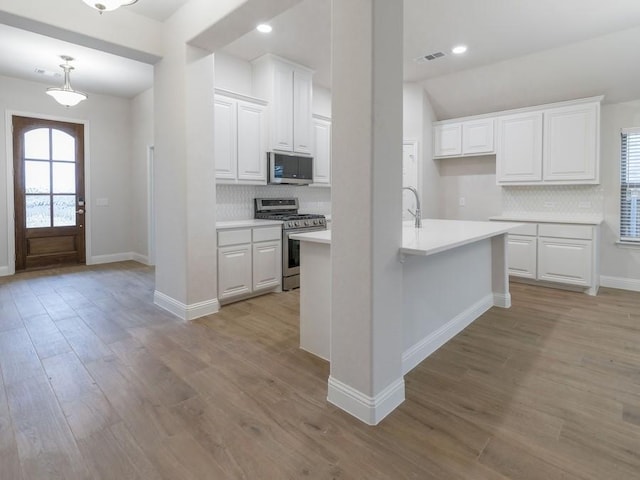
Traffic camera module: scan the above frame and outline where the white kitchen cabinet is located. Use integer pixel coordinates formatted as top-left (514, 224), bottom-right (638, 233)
top-left (312, 115), bottom-right (331, 186)
top-left (218, 244), bottom-right (252, 301)
top-left (495, 219), bottom-right (599, 295)
top-left (496, 112), bottom-right (543, 183)
top-left (538, 237), bottom-right (592, 286)
top-left (507, 235), bottom-right (537, 279)
top-left (543, 103), bottom-right (598, 182)
top-left (496, 97), bottom-right (601, 185)
top-left (462, 119), bottom-right (494, 155)
top-left (253, 241), bottom-right (281, 291)
top-left (433, 124), bottom-right (462, 157)
top-left (252, 54), bottom-right (314, 155)
top-left (214, 90), bottom-right (267, 185)
top-left (217, 224), bottom-right (282, 304)
top-left (433, 118), bottom-right (494, 158)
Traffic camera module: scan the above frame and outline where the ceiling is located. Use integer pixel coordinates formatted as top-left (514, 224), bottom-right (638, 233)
top-left (2, 0), bottom-right (640, 116)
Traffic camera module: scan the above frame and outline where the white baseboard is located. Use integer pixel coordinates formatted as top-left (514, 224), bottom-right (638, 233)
top-left (327, 376), bottom-right (405, 426)
top-left (131, 253), bottom-right (151, 265)
top-left (493, 292), bottom-right (511, 308)
top-left (600, 275), bottom-right (640, 292)
top-left (402, 293), bottom-right (494, 375)
top-left (153, 290), bottom-right (220, 321)
top-left (0, 266), bottom-right (11, 277)
top-left (88, 252), bottom-right (134, 265)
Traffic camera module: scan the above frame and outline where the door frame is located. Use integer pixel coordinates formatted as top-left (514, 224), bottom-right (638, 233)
top-left (5, 110), bottom-right (92, 275)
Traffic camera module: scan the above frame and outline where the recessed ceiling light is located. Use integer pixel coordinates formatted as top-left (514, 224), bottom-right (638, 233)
top-left (452, 45), bottom-right (468, 55)
top-left (256, 24), bottom-right (273, 34)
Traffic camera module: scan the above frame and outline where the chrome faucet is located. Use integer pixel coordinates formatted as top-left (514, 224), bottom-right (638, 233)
top-left (403, 186), bottom-right (422, 228)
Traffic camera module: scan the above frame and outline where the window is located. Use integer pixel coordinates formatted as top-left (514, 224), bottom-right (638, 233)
top-left (620, 128), bottom-right (640, 242)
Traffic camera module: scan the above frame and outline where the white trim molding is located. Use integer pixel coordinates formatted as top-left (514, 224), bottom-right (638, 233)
top-left (153, 290), bottom-right (220, 321)
top-left (0, 266), bottom-right (10, 277)
top-left (131, 253), bottom-right (150, 265)
top-left (600, 275), bottom-right (640, 292)
top-left (493, 292), bottom-right (511, 308)
top-left (402, 293), bottom-right (494, 375)
top-left (327, 376), bottom-right (405, 426)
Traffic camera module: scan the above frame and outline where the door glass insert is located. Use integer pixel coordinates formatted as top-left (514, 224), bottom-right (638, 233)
top-left (26, 195), bottom-right (51, 228)
top-left (25, 161), bottom-right (51, 193)
top-left (24, 128), bottom-right (50, 160)
top-left (52, 162), bottom-right (76, 193)
top-left (53, 195), bottom-right (76, 226)
top-left (23, 127), bottom-right (77, 228)
top-left (52, 130), bottom-right (75, 162)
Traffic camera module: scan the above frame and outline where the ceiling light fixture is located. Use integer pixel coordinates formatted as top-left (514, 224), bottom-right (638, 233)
top-left (451, 45), bottom-right (468, 55)
top-left (46, 56), bottom-right (88, 107)
top-left (256, 24), bottom-right (273, 33)
top-left (82, 0), bottom-right (138, 14)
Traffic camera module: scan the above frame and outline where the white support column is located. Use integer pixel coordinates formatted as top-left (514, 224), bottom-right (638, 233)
top-left (328, 0), bottom-right (405, 425)
top-left (491, 234), bottom-right (511, 308)
top-left (153, 43), bottom-right (219, 320)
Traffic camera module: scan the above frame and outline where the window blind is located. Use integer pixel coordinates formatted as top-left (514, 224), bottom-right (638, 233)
top-left (620, 128), bottom-right (640, 242)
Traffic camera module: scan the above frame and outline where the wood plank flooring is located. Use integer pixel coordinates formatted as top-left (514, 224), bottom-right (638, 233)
top-left (0, 261), bottom-right (639, 479)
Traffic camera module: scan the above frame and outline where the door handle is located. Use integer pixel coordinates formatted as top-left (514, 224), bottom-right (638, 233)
top-left (76, 209), bottom-right (85, 214)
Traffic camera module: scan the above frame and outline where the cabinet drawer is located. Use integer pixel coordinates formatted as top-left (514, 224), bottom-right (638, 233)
top-left (508, 223), bottom-right (537, 236)
top-left (252, 226), bottom-right (282, 243)
top-left (218, 229), bottom-right (252, 247)
top-left (538, 223), bottom-right (592, 240)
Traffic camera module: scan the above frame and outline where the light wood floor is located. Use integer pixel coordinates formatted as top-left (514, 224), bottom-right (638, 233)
top-left (0, 262), bottom-right (639, 479)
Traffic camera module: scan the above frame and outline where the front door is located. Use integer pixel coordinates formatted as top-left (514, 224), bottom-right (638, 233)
top-left (13, 116), bottom-right (86, 271)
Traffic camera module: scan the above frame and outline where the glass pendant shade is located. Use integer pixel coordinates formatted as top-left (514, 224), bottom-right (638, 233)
top-left (46, 56), bottom-right (88, 107)
top-left (82, 0), bottom-right (138, 13)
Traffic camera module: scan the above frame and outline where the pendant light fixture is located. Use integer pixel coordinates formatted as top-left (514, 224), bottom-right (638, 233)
top-left (46, 56), bottom-right (88, 107)
top-left (82, 0), bottom-right (139, 14)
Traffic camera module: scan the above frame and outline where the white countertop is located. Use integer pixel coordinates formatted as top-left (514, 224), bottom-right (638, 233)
top-left (216, 219), bottom-right (283, 230)
top-left (290, 219), bottom-right (520, 256)
top-left (400, 219), bottom-right (519, 256)
top-left (490, 214), bottom-right (603, 225)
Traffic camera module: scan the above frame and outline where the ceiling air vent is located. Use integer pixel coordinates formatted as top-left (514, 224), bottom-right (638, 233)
top-left (34, 68), bottom-right (61, 77)
top-left (414, 51), bottom-right (446, 64)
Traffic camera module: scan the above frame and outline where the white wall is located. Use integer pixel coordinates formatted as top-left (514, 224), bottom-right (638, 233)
top-left (131, 87), bottom-right (154, 262)
top-left (402, 83), bottom-right (439, 218)
top-left (437, 155), bottom-right (502, 220)
top-left (313, 86), bottom-right (332, 117)
top-left (0, 73), bottom-right (133, 273)
top-left (214, 51), bottom-right (253, 95)
top-left (600, 99), bottom-right (640, 282)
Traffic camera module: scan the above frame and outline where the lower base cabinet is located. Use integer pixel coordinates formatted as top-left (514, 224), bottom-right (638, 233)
top-left (217, 225), bottom-right (282, 304)
top-left (500, 220), bottom-right (599, 295)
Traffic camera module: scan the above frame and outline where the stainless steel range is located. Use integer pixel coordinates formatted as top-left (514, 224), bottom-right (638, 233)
top-left (255, 198), bottom-right (326, 291)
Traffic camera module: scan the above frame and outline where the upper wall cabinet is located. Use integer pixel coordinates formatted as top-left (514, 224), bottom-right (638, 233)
top-left (311, 115), bottom-right (331, 186)
top-left (214, 89), bottom-right (268, 185)
top-left (252, 54), bottom-right (314, 155)
top-left (496, 97), bottom-right (601, 185)
top-left (496, 112), bottom-right (544, 183)
top-left (433, 118), bottom-right (495, 158)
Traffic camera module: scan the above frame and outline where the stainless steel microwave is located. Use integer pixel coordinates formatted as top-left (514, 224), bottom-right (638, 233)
top-left (267, 152), bottom-right (313, 185)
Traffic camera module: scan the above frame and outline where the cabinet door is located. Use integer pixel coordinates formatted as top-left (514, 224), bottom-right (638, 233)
top-left (214, 96), bottom-right (237, 182)
top-left (496, 112), bottom-right (543, 183)
top-left (543, 103), bottom-right (598, 182)
top-left (433, 124), bottom-right (462, 157)
top-left (237, 100), bottom-right (266, 183)
top-left (218, 244), bottom-right (252, 300)
top-left (507, 235), bottom-right (537, 279)
top-left (462, 119), bottom-right (494, 155)
top-left (537, 237), bottom-right (592, 286)
top-left (293, 69), bottom-right (313, 154)
top-left (272, 62), bottom-right (294, 152)
top-left (312, 117), bottom-right (331, 185)
top-left (253, 241), bottom-right (281, 291)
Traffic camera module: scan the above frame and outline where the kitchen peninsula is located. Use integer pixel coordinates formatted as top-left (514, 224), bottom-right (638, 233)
top-left (291, 219), bottom-right (519, 373)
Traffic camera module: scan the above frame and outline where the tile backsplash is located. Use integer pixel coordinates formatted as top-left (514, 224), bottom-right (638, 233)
top-left (216, 184), bottom-right (332, 220)
top-left (502, 185), bottom-right (604, 218)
